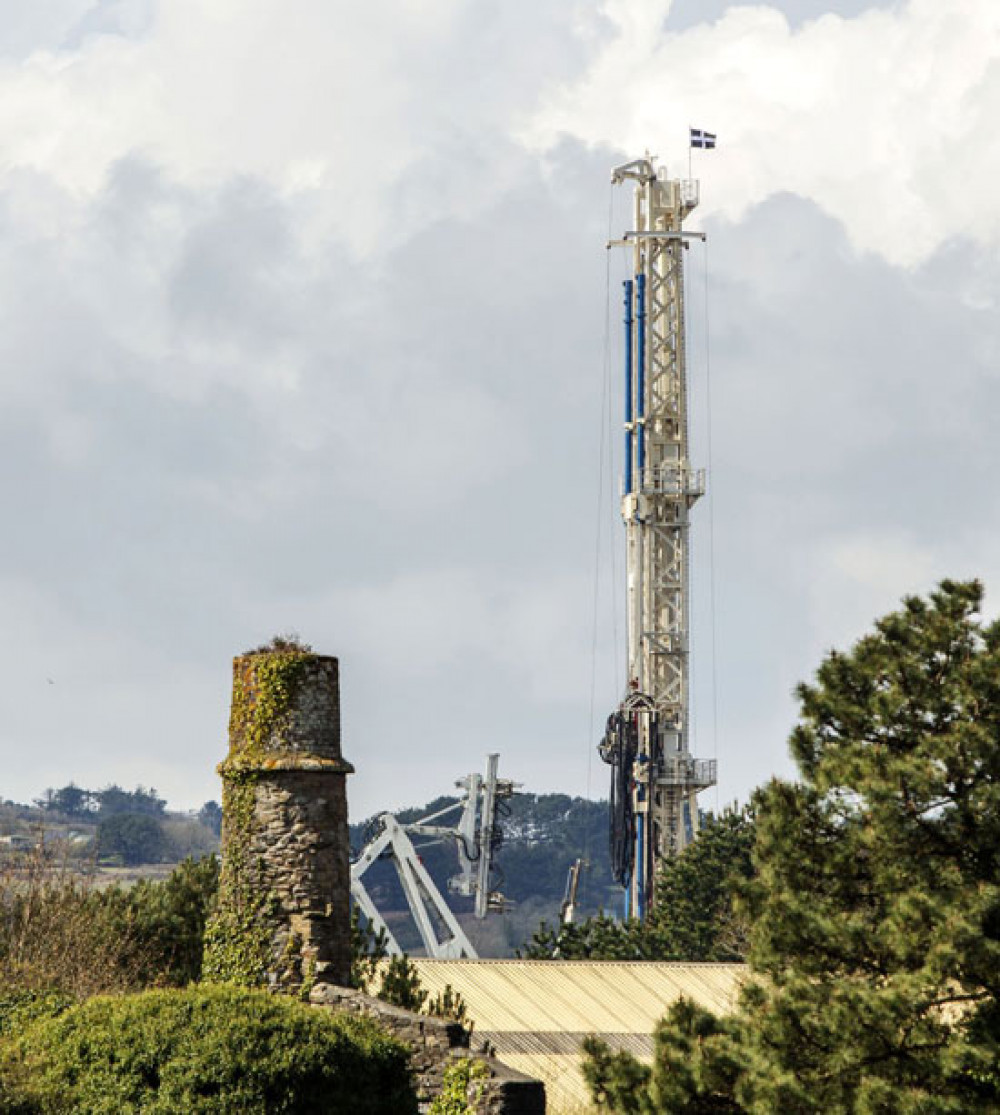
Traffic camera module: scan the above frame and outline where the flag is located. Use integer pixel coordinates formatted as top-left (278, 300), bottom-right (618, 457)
top-left (690, 128), bottom-right (716, 149)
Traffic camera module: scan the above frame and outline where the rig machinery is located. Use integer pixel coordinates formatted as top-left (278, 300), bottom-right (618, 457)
top-left (599, 155), bottom-right (717, 921)
top-left (350, 754), bottom-right (514, 958)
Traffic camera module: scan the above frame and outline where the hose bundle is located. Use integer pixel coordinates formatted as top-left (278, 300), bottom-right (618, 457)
top-left (598, 710), bottom-right (637, 887)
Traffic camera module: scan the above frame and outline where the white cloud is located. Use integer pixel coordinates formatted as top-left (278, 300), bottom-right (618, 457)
top-left (524, 0), bottom-right (1000, 266)
top-left (0, 0), bottom-right (590, 257)
top-left (1, 0), bottom-right (999, 829)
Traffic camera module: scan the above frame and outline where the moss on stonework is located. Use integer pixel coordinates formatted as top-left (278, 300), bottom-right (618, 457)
top-left (201, 888), bottom-right (275, 988)
top-left (224, 648), bottom-right (317, 771)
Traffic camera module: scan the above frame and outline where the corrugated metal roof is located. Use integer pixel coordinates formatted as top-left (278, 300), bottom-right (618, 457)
top-left (410, 960), bottom-right (746, 1115)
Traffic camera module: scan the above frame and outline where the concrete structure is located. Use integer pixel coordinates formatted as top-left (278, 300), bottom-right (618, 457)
top-left (205, 645), bottom-right (355, 990)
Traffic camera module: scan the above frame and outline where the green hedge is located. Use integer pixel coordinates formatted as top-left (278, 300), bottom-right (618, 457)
top-left (0, 985), bottom-right (416, 1114)
top-left (0, 992), bottom-right (72, 1041)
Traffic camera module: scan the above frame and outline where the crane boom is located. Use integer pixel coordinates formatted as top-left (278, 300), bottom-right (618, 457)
top-left (600, 155), bottom-right (717, 920)
top-left (350, 753), bottom-right (514, 958)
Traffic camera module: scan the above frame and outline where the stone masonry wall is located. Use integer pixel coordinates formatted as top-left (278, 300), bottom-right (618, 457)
top-left (311, 982), bottom-right (545, 1115)
top-left (247, 771), bottom-right (352, 986)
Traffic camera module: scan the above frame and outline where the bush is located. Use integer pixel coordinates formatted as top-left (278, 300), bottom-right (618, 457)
top-left (161, 816), bottom-right (219, 861)
top-left (0, 992), bottom-right (71, 1040)
top-left (0, 854), bottom-right (142, 998)
top-left (0, 855), bottom-right (219, 997)
top-left (117, 855), bottom-right (220, 986)
top-left (0, 985), bottom-right (416, 1114)
top-left (376, 955), bottom-right (427, 1012)
top-left (428, 1058), bottom-right (489, 1115)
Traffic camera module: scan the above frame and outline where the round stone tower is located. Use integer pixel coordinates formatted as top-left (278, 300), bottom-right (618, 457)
top-left (203, 643), bottom-right (354, 991)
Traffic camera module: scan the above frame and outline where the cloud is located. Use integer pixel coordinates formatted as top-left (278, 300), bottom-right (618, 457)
top-left (0, 0), bottom-right (593, 256)
top-left (0, 0), bottom-right (107, 59)
top-left (524, 0), bottom-right (1000, 266)
top-left (0, 122), bottom-right (620, 813)
top-left (683, 189), bottom-right (1000, 803)
top-left (1, 0), bottom-right (998, 830)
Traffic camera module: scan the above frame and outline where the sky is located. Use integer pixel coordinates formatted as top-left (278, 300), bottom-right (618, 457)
top-left (2, 0), bottom-right (1000, 823)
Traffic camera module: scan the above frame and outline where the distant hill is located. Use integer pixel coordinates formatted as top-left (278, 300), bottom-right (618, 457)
top-left (350, 791), bottom-right (619, 956)
top-left (0, 783), bottom-right (220, 868)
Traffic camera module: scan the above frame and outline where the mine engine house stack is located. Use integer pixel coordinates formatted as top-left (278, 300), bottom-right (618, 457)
top-left (206, 646), bottom-right (355, 991)
top-left (600, 155), bottom-right (716, 921)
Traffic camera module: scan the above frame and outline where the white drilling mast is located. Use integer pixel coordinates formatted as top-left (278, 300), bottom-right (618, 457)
top-left (599, 155), bottom-right (716, 920)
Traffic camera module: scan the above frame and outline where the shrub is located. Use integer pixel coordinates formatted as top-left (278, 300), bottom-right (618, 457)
top-left (427, 984), bottom-right (470, 1028)
top-left (350, 906), bottom-right (390, 992)
top-left (428, 1058), bottom-right (490, 1115)
top-left (114, 855), bottom-right (219, 986)
top-left (0, 855), bottom-right (219, 997)
top-left (0, 851), bottom-right (141, 998)
top-left (161, 816), bottom-right (219, 861)
top-left (0, 985), bottom-right (416, 1114)
top-left (377, 955), bottom-right (427, 1012)
top-left (0, 991), bottom-right (72, 1040)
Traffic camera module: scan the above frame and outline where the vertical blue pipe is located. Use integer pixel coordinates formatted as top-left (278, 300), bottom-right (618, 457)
top-left (636, 273), bottom-right (646, 480)
top-left (623, 280), bottom-right (634, 495)
top-left (636, 814), bottom-right (645, 920)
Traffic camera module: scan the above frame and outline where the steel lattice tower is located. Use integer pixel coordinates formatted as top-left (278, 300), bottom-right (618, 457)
top-left (600, 155), bottom-right (716, 920)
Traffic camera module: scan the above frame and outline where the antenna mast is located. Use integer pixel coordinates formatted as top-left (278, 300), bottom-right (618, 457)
top-left (599, 155), bottom-right (716, 920)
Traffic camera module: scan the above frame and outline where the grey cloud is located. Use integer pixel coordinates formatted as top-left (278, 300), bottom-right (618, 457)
top-left (684, 192), bottom-right (1000, 803)
top-left (667, 0), bottom-right (901, 32)
top-left (0, 141), bottom-right (621, 812)
top-left (3, 113), bottom-right (998, 823)
top-left (0, 0), bottom-right (154, 58)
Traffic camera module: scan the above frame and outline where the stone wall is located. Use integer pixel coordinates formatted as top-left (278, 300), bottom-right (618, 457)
top-left (203, 647), bottom-right (355, 990)
top-left (311, 982), bottom-right (545, 1115)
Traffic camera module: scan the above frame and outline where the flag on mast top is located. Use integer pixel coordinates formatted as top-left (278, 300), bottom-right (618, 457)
top-left (690, 127), bottom-right (717, 149)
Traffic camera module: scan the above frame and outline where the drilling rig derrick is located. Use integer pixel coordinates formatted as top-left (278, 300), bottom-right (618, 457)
top-left (599, 155), bottom-right (716, 921)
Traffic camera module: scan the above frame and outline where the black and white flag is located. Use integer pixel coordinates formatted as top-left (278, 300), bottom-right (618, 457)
top-left (690, 128), bottom-right (717, 149)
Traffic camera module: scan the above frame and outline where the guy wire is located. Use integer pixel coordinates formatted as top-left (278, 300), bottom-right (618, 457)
top-left (701, 237), bottom-right (721, 815)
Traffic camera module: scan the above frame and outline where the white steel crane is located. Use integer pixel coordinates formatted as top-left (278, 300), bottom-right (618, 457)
top-left (599, 155), bottom-right (717, 921)
top-left (350, 754), bottom-right (514, 958)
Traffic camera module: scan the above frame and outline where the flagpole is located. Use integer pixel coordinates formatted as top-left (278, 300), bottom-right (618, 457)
top-left (688, 126), bottom-right (692, 179)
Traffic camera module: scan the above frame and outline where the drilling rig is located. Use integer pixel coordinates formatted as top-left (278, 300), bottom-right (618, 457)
top-left (599, 155), bottom-right (717, 921)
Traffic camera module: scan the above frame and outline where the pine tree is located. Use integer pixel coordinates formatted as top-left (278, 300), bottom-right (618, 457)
top-left (583, 580), bottom-right (1000, 1113)
top-left (641, 807), bottom-right (753, 963)
top-left (520, 807), bottom-right (754, 961)
top-left (738, 579), bottom-right (1000, 1111)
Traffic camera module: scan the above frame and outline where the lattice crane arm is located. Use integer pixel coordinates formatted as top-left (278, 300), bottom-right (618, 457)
top-left (350, 754), bottom-right (516, 958)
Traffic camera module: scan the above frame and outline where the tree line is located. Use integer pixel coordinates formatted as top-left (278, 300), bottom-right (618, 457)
top-left (5, 785), bottom-right (223, 867)
top-left (34, 783), bottom-right (168, 819)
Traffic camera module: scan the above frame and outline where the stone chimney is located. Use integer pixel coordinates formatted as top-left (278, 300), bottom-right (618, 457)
top-left (203, 643), bottom-right (354, 991)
